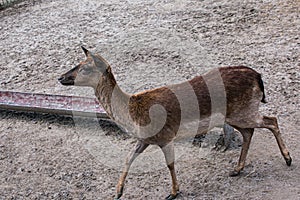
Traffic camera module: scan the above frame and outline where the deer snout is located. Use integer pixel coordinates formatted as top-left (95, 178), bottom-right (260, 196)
top-left (58, 74), bottom-right (75, 86)
top-left (58, 65), bottom-right (81, 86)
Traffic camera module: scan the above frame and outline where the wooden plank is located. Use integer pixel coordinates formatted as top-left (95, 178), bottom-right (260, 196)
top-left (0, 91), bottom-right (108, 118)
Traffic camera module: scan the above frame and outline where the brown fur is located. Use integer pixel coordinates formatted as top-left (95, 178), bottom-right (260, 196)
top-left (123, 66), bottom-right (263, 145)
top-left (59, 48), bottom-right (291, 199)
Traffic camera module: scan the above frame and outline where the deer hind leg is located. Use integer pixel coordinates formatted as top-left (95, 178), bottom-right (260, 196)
top-left (115, 140), bottom-right (149, 199)
top-left (160, 142), bottom-right (180, 200)
top-left (258, 116), bottom-right (292, 166)
top-left (229, 128), bottom-right (254, 177)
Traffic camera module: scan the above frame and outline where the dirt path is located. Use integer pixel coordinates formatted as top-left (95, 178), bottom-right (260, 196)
top-left (0, 0), bottom-right (299, 199)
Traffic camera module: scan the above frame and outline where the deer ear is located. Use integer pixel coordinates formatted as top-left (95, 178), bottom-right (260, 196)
top-left (90, 54), bottom-right (108, 73)
top-left (81, 46), bottom-right (89, 57)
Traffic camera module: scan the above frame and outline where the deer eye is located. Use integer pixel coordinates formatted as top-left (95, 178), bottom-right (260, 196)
top-left (79, 67), bottom-right (92, 75)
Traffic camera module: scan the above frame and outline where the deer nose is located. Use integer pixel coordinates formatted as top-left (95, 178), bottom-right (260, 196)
top-left (58, 75), bottom-right (68, 84)
top-left (58, 76), bottom-right (65, 82)
top-left (58, 75), bottom-right (75, 86)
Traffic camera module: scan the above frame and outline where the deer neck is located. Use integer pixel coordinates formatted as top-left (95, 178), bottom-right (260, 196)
top-left (94, 72), bottom-right (132, 129)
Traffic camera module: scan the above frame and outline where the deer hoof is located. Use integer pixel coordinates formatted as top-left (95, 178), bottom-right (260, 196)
top-left (114, 195), bottom-right (121, 200)
top-left (285, 156), bottom-right (292, 166)
top-left (115, 185), bottom-right (124, 200)
top-left (229, 170), bottom-right (240, 177)
top-left (165, 192), bottom-right (180, 200)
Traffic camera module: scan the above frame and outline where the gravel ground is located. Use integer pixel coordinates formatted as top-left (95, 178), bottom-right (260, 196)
top-left (0, 0), bottom-right (299, 199)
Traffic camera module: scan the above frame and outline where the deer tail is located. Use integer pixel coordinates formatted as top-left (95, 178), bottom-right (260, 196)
top-left (257, 74), bottom-right (267, 103)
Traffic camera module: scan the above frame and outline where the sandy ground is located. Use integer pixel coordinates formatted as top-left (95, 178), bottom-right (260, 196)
top-left (0, 0), bottom-right (299, 199)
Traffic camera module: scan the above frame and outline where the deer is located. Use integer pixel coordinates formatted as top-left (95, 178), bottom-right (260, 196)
top-left (58, 47), bottom-right (292, 200)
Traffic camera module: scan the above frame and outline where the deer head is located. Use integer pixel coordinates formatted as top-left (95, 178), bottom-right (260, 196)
top-left (58, 47), bottom-right (111, 89)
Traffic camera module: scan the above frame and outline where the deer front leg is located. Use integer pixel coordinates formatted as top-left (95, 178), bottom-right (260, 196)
top-left (229, 128), bottom-right (254, 176)
top-left (115, 140), bottom-right (149, 199)
top-left (160, 142), bottom-right (180, 200)
top-left (214, 123), bottom-right (235, 151)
